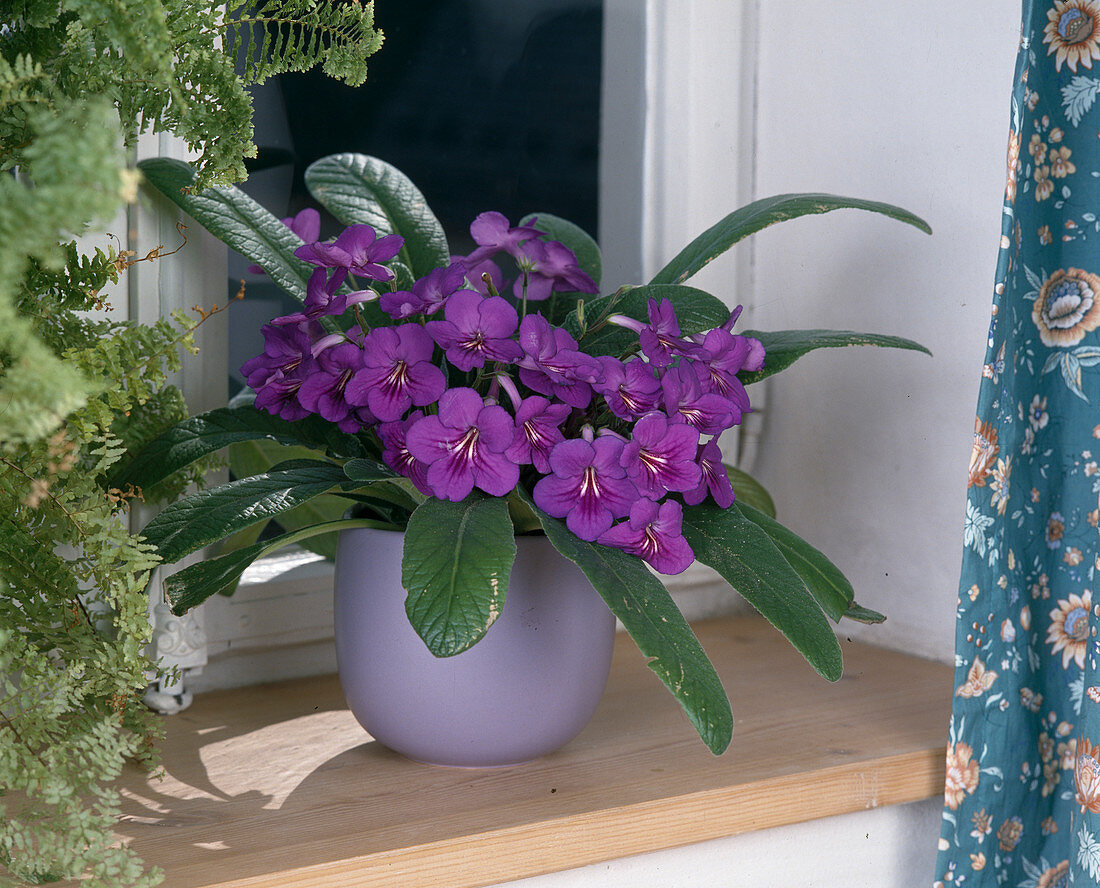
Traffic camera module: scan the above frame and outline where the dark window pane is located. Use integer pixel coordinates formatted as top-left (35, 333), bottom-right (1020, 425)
top-left (228, 1), bottom-right (603, 394)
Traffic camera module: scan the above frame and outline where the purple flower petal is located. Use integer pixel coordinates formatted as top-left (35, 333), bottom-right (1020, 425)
top-left (597, 498), bottom-right (694, 575)
top-left (620, 412), bottom-right (702, 498)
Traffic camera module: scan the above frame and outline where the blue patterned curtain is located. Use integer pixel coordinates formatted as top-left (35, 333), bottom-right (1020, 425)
top-left (935, 3), bottom-right (1100, 886)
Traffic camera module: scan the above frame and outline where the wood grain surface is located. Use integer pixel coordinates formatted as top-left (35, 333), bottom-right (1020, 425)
top-left (113, 617), bottom-right (952, 888)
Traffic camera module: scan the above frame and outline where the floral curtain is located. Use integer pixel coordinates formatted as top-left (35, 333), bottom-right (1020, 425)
top-left (935, 2), bottom-right (1100, 886)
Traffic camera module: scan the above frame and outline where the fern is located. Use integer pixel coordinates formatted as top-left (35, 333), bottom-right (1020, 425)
top-left (0, 1), bottom-right (384, 884)
top-left (227, 0), bottom-right (383, 86)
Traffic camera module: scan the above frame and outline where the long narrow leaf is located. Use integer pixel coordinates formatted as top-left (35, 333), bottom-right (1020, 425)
top-left (164, 518), bottom-right (391, 614)
top-left (109, 406), bottom-right (370, 491)
top-left (680, 501), bottom-right (842, 681)
top-left (737, 502), bottom-right (854, 623)
top-left (650, 193), bottom-right (931, 287)
top-left (139, 158), bottom-right (317, 302)
top-left (140, 461), bottom-right (353, 564)
top-left (304, 153), bottom-right (450, 278)
top-left (401, 494), bottom-right (516, 657)
top-left (234, 442), bottom-right (350, 560)
top-left (520, 490), bottom-right (732, 755)
top-left (739, 329), bottom-right (932, 386)
top-left (725, 465), bottom-right (776, 518)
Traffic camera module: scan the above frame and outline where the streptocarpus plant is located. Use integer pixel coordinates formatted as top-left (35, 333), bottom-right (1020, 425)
top-left (117, 153), bottom-right (931, 754)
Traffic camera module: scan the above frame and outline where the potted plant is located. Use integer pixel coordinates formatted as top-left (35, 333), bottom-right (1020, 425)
top-left (115, 153), bottom-right (930, 765)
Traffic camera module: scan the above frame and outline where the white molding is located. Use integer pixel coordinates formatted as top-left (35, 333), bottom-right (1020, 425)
top-left (130, 132), bottom-right (228, 712)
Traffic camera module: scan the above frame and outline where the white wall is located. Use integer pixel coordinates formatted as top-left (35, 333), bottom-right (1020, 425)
top-left (501, 798), bottom-right (940, 888)
top-left (722, 3), bottom-right (1021, 663)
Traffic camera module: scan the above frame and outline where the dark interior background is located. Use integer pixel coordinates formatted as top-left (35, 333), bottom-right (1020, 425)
top-left (228, 1), bottom-right (604, 395)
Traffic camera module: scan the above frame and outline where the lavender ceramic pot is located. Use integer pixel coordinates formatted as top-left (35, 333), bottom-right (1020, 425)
top-left (333, 528), bottom-right (616, 767)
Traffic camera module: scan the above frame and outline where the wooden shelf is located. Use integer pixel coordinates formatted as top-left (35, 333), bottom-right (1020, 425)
top-left (115, 617), bottom-right (952, 888)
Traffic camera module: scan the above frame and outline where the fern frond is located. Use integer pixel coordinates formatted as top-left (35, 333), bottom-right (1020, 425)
top-left (227, 0), bottom-right (382, 87)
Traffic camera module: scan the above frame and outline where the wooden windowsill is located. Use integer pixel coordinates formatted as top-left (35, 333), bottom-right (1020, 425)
top-left (115, 617), bottom-right (952, 888)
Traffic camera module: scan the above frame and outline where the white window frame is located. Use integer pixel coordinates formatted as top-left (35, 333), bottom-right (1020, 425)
top-left (136, 0), bottom-right (762, 696)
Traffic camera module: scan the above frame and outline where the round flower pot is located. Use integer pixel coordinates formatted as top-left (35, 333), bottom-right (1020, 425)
top-left (333, 527), bottom-right (617, 767)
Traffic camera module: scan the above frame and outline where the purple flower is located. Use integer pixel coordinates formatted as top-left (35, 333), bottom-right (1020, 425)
top-left (380, 262), bottom-right (467, 320)
top-left (240, 322), bottom-right (315, 390)
top-left (295, 223), bottom-right (404, 282)
top-left (253, 370), bottom-right (313, 421)
top-left (425, 291), bottom-right (524, 372)
top-left (405, 388), bottom-right (519, 501)
top-left (513, 239), bottom-right (598, 301)
top-left (661, 363), bottom-right (739, 435)
top-left (296, 340), bottom-right (366, 425)
top-left (346, 324), bottom-right (445, 421)
top-left (272, 268), bottom-right (375, 326)
top-left (464, 211), bottom-right (544, 266)
top-left (609, 298), bottom-right (706, 368)
top-left (594, 356), bottom-right (662, 420)
top-left (506, 395), bottom-right (571, 473)
top-left (620, 412), bottom-right (701, 499)
top-left (683, 440), bottom-right (735, 508)
top-left (249, 208), bottom-right (321, 275)
top-left (532, 436), bottom-right (638, 541)
top-left (694, 327), bottom-right (761, 407)
top-left (378, 411), bottom-right (433, 496)
top-left (516, 314), bottom-right (602, 409)
top-left (597, 498), bottom-right (694, 575)
top-left (336, 407), bottom-right (377, 435)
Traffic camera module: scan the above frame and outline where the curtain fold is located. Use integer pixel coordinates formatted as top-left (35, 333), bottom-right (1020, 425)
top-left (935, 2), bottom-right (1100, 885)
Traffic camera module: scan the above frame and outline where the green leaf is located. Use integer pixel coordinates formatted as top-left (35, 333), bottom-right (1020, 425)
top-left (739, 329), bottom-right (932, 386)
top-left (680, 501), bottom-right (842, 681)
top-left (138, 158), bottom-right (317, 302)
top-left (725, 465), bottom-right (776, 518)
top-left (230, 439), bottom-right (354, 559)
top-left (650, 193), bottom-right (931, 287)
top-left (519, 490), bottom-right (732, 755)
top-left (401, 494), bottom-right (517, 658)
top-left (165, 518), bottom-right (390, 614)
top-left (844, 603), bottom-right (887, 624)
top-left (520, 212), bottom-right (602, 288)
top-left (109, 406), bottom-right (369, 491)
top-left (343, 457), bottom-right (401, 484)
top-left (304, 153), bottom-right (450, 278)
top-left (566, 283), bottom-right (730, 357)
top-left (736, 502), bottom-right (854, 624)
top-left (140, 461), bottom-right (353, 565)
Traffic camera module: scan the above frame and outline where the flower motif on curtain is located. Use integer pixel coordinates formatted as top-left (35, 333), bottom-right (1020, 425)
top-left (934, 2), bottom-right (1100, 885)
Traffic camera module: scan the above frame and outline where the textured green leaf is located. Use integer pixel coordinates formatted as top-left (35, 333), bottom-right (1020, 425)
top-left (566, 283), bottom-right (730, 356)
top-left (520, 212), bottom-right (602, 288)
top-left (139, 157), bottom-right (317, 302)
top-left (739, 329), bottom-right (932, 386)
top-left (737, 502), bottom-right (854, 623)
top-left (401, 494), bottom-right (517, 657)
top-left (140, 461), bottom-right (352, 565)
top-left (681, 501), bottom-right (842, 681)
top-left (725, 465), bottom-right (776, 518)
top-left (229, 439), bottom-right (357, 560)
top-left (213, 514), bottom-right (270, 558)
top-left (110, 406), bottom-right (369, 491)
top-left (519, 490), bottom-right (732, 755)
top-left (649, 193), bottom-right (931, 287)
top-left (165, 518), bottom-right (389, 614)
top-left (304, 153), bottom-right (450, 278)
top-left (343, 457), bottom-right (401, 484)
